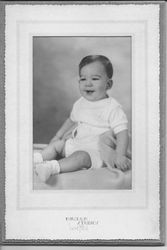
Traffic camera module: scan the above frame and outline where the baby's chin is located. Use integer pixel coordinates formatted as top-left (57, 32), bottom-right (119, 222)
top-left (82, 92), bottom-right (108, 102)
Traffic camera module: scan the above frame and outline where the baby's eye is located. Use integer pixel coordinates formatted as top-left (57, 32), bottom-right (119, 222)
top-left (79, 78), bottom-right (86, 82)
top-left (92, 77), bottom-right (100, 81)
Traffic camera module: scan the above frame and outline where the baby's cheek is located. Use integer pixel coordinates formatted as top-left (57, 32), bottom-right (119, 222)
top-left (99, 84), bottom-right (107, 91)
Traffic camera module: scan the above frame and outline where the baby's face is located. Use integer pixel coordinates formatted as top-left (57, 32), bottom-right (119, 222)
top-left (79, 61), bottom-right (110, 102)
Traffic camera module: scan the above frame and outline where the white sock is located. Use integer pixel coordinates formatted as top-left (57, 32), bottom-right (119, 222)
top-left (34, 152), bottom-right (43, 164)
top-left (35, 160), bottom-right (60, 182)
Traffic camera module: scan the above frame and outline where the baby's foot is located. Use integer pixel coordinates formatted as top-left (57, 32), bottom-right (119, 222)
top-left (35, 160), bottom-right (60, 182)
top-left (33, 152), bottom-right (43, 164)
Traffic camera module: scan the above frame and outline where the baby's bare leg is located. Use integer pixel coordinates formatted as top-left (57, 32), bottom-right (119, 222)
top-left (35, 150), bottom-right (91, 182)
top-left (41, 139), bottom-right (65, 161)
top-left (59, 151), bottom-right (91, 173)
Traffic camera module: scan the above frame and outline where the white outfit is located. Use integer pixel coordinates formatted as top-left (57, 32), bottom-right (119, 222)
top-left (65, 97), bottom-right (128, 168)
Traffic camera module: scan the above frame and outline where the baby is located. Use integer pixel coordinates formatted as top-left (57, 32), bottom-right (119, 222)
top-left (34, 55), bottom-right (131, 182)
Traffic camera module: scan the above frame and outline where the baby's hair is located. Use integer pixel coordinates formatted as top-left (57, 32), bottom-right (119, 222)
top-left (79, 55), bottom-right (113, 79)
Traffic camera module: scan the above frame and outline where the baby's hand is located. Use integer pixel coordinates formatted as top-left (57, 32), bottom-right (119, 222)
top-left (114, 154), bottom-right (131, 172)
top-left (50, 135), bottom-right (61, 144)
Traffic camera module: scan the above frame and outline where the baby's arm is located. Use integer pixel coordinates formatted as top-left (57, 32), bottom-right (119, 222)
top-left (116, 130), bottom-right (128, 156)
top-left (50, 118), bottom-right (76, 143)
top-left (115, 130), bottom-right (131, 171)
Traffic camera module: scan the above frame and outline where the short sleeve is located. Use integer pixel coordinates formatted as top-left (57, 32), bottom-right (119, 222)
top-left (109, 106), bottom-right (128, 134)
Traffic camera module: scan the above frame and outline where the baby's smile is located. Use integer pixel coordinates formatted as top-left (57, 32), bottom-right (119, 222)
top-left (85, 89), bottom-right (95, 95)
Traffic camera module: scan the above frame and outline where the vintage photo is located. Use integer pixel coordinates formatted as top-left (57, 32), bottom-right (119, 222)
top-left (33, 37), bottom-right (132, 190)
top-left (3, 2), bottom-right (164, 243)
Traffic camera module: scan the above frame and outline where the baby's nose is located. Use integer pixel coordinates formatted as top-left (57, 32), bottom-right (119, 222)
top-left (86, 79), bottom-right (93, 86)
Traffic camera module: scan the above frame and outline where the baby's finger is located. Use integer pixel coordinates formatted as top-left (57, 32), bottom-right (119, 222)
top-left (107, 161), bottom-right (116, 170)
top-left (115, 162), bottom-right (122, 170)
top-left (118, 161), bottom-right (128, 171)
top-left (122, 160), bottom-right (132, 171)
top-left (126, 159), bottom-right (131, 169)
top-left (123, 163), bottom-right (129, 171)
top-left (119, 163), bottom-right (126, 172)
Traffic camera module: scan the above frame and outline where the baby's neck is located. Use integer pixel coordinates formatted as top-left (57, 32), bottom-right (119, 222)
top-left (93, 94), bottom-right (109, 102)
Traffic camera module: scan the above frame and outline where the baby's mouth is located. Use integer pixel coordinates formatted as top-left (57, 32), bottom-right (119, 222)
top-left (85, 90), bottom-right (95, 94)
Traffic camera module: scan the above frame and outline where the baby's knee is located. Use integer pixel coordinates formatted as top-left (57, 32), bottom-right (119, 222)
top-left (49, 139), bottom-right (65, 154)
top-left (75, 151), bottom-right (92, 169)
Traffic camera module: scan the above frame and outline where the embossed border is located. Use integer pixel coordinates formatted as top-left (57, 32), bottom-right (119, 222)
top-left (0, 0), bottom-right (166, 246)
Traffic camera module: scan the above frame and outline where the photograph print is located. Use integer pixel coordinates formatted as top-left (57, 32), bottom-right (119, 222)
top-left (3, 2), bottom-right (163, 243)
top-left (33, 36), bottom-right (132, 190)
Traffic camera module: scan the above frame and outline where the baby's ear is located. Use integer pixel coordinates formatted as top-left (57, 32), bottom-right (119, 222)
top-left (107, 79), bottom-right (113, 89)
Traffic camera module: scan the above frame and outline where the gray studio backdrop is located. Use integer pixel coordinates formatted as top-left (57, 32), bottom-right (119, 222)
top-left (33, 37), bottom-right (131, 144)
